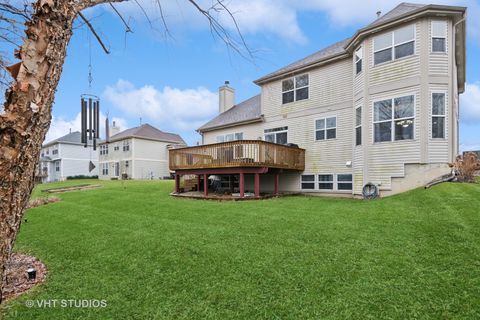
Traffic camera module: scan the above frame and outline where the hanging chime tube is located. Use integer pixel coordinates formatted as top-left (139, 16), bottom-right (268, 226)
top-left (88, 98), bottom-right (93, 140)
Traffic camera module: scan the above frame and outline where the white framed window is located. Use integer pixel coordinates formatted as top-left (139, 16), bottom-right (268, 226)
top-left (216, 132), bottom-right (244, 143)
top-left (301, 174), bottom-right (353, 192)
top-left (282, 74), bottom-right (309, 104)
top-left (113, 145), bottom-right (119, 151)
top-left (374, 24), bottom-right (415, 65)
top-left (355, 47), bottom-right (363, 74)
top-left (102, 163), bottom-right (109, 175)
top-left (373, 95), bottom-right (415, 142)
top-left (123, 140), bottom-right (130, 151)
top-left (432, 92), bottom-right (446, 139)
top-left (355, 106), bottom-right (362, 146)
top-left (100, 145), bottom-right (109, 155)
top-left (55, 161), bottom-right (60, 172)
top-left (52, 149), bottom-right (58, 155)
top-left (337, 174), bottom-right (353, 191)
top-left (318, 174), bottom-right (334, 190)
top-left (265, 127), bottom-right (288, 145)
top-left (432, 21), bottom-right (447, 53)
top-left (315, 117), bottom-right (336, 141)
top-left (125, 160), bottom-right (129, 168)
top-left (301, 175), bottom-right (315, 190)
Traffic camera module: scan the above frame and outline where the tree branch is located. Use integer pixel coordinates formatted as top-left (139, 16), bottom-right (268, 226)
top-left (78, 11), bottom-right (110, 54)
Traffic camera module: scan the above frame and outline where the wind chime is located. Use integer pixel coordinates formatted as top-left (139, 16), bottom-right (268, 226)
top-left (80, 32), bottom-right (100, 173)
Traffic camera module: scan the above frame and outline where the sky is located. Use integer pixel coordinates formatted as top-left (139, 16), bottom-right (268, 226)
top-left (4, 0), bottom-right (480, 149)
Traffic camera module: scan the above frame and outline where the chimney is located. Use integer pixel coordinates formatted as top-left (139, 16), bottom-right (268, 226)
top-left (219, 81), bottom-right (235, 113)
top-left (110, 120), bottom-right (120, 137)
top-left (376, 10), bottom-right (382, 18)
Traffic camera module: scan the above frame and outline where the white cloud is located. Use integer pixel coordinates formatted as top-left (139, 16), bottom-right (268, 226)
top-left (103, 79), bottom-right (217, 131)
top-left (45, 112), bottom-right (127, 144)
top-left (111, 0), bottom-right (478, 45)
top-left (460, 82), bottom-right (480, 123)
top-left (460, 143), bottom-right (480, 152)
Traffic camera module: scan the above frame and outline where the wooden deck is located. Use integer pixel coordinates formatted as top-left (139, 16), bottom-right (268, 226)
top-left (169, 140), bottom-right (305, 171)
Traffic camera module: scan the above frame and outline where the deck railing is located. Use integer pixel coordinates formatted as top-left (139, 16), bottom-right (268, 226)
top-left (169, 140), bottom-right (305, 171)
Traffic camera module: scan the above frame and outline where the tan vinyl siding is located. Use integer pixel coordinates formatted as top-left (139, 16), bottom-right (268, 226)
top-left (428, 19), bottom-right (450, 76)
top-left (369, 21), bottom-right (421, 88)
top-left (261, 58), bottom-right (353, 118)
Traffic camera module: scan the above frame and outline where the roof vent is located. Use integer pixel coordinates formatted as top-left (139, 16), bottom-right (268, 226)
top-left (376, 10), bottom-right (382, 18)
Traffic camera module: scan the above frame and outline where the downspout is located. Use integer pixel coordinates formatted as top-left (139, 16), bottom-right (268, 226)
top-left (451, 13), bottom-right (466, 160)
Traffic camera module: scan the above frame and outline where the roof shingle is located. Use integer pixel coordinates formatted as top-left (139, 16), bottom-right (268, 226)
top-left (108, 123), bottom-right (186, 144)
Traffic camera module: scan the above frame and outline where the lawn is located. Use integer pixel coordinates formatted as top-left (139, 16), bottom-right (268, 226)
top-left (1, 179), bottom-right (480, 319)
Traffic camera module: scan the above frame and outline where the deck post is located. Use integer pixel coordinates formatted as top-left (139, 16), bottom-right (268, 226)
top-left (204, 174), bottom-right (208, 196)
top-left (240, 173), bottom-right (245, 198)
top-left (274, 173), bottom-right (279, 195)
top-left (198, 175), bottom-right (201, 192)
top-left (175, 173), bottom-right (180, 193)
top-left (254, 173), bottom-right (260, 197)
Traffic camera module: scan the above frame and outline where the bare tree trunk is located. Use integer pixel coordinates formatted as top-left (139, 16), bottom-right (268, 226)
top-left (0, 0), bottom-right (118, 304)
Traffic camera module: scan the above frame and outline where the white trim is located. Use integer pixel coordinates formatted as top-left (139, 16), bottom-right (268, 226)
top-left (430, 90), bottom-right (448, 140)
top-left (314, 116), bottom-right (337, 142)
top-left (373, 23), bottom-right (416, 66)
top-left (264, 127), bottom-right (288, 144)
top-left (300, 173), bottom-right (353, 193)
top-left (431, 20), bottom-right (448, 54)
top-left (281, 73), bottom-right (309, 104)
top-left (355, 105), bottom-right (362, 147)
top-left (372, 93), bottom-right (417, 144)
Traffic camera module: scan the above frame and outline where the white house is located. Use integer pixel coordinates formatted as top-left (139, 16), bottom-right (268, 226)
top-left (169, 3), bottom-right (467, 198)
top-left (39, 131), bottom-right (99, 182)
top-left (98, 123), bottom-right (186, 180)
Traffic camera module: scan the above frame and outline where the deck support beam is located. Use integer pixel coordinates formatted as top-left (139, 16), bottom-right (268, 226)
top-left (175, 174), bottom-right (180, 193)
top-left (274, 173), bottom-right (279, 195)
top-left (204, 174), bottom-right (208, 196)
top-left (240, 173), bottom-right (245, 198)
top-left (197, 175), bottom-right (201, 192)
top-left (254, 173), bottom-right (260, 197)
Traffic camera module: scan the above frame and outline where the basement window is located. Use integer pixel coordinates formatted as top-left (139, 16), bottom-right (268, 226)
top-left (301, 175), bottom-right (315, 190)
top-left (318, 174), bottom-right (334, 190)
top-left (337, 174), bottom-right (353, 191)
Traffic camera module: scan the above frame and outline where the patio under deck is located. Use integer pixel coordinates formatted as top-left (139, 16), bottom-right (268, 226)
top-left (169, 140), bottom-right (305, 198)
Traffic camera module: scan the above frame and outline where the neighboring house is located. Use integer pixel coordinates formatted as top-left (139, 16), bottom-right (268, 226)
top-left (39, 131), bottom-right (99, 182)
top-left (170, 3), bottom-right (467, 198)
top-left (98, 123), bottom-right (186, 180)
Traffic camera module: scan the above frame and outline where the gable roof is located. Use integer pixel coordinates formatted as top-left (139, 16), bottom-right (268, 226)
top-left (42, 131), bottom-right (86, 148)
top-left (368, 2), bottom-right (426, 28)
top-left (197, 95), bottom-right (262, 132)
top-left (105, 123), bottom-right (186, 144)
top-left (255, 2), bottom-right (466, 85)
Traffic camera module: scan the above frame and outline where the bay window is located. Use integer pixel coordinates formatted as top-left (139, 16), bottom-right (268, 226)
top-left (374, 24), bottom-right (415, 65)
top-left (355, 47), bottom-right (363, 74)
top-left (355, 106), bottom-right (362, 146)
top-left (432, 21), bottom-right (447, 53)
top-left (374, 95), bottom-right (415, 142)
top-left (432, 93), bottom-right (446, 138)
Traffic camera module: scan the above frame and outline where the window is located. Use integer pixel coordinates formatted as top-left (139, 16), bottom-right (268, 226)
top-left (432, 21), bottom-right (447, 53)
top-left (100, 145), bottom-right (109, 155)
top-left (374, 24), bottom-right (415, 65)
top-left (432, 93), bottom-right (446, 138)
top-left (315, 117), bottom-right (336, 141)
top-left (114, 145), bottom-right (120, 151)
top-left (301, 175), bottom-right (315, 190)
top-left (355, 107), bottom-right (362, 146)
top-left (264, 127), bottom-right (288, 145)
top-left (282, 74), bottom-right (309, 104)
top-left (52, 149), bottom-right (58, 155)
top-left (125, 160), bottom-right (129, 168)
top-left (355, 47), bottom-right (363, 74)
top-left (123, 140), bottom-right (130, 151)
top-left (46, 149), bottom-right (49, 155)
top-left (55, 161), bottom-right (60, 172)
top-left (318, 175), bottom-right (334, 190)
top-left (102, 163), bottom-right (109, 175)
top-left (216, 132), bottom-right (243, 143)
top-left (374, 95), bottom-right (415, 142)
top-left (337, 174), bottom-right (353, 191)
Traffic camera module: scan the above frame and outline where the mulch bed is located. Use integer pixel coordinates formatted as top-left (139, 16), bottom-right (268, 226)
top-left (2, 253), bottom-right (47, 302)
top-left (27, 196), bottom-right (60, 209)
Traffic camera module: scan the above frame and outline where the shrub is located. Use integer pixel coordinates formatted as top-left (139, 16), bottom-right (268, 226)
top-left (66, 175), bottom-right (98, 180)
top-left (450, 152), bottom-right (480, 183)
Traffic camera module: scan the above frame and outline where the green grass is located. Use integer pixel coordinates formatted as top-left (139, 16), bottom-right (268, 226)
top-left (2, 179), bottom-right (480, 319)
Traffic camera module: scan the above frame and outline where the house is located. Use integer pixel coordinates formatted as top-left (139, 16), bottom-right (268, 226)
top-left (39, 131), bottom-right (99, 182)
top-left (169, 3), bottom-right (467, 198)
top-left (99, 123), bottom-right (186, 180)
